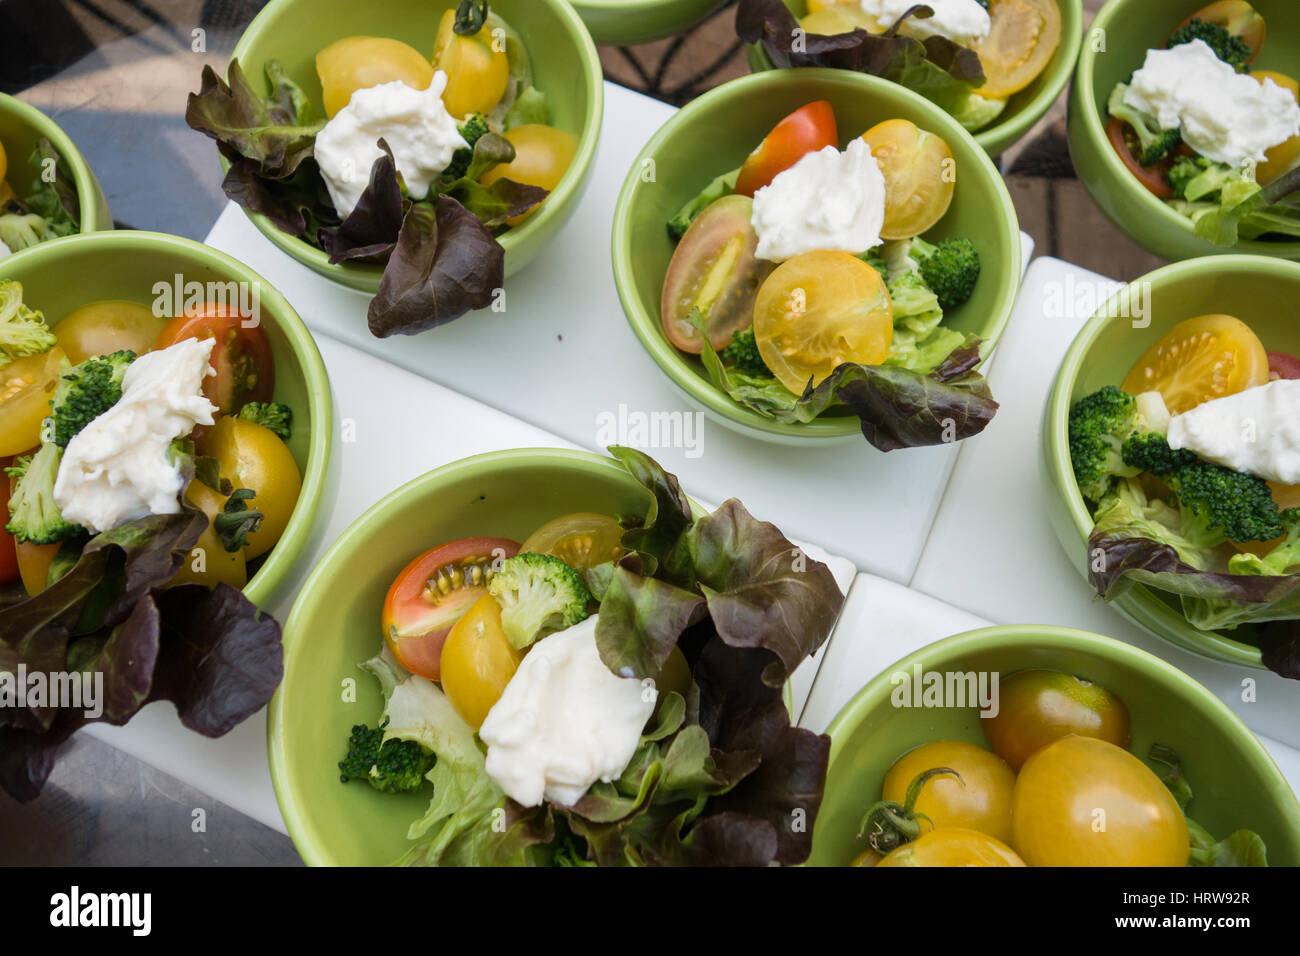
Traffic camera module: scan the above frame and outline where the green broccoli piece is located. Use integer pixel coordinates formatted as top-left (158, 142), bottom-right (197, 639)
top-left (0, 280), bottom-right (57, 369)
top-left (488, 552), bottom-right (593, 650)
top-left (236, 401), bottom-right (293, 440)
top-left (1069, 386), bottom-right (1147, 502)
top-left (1122, 432), bottom-right (1283, 547)
top-left (1229, 509), bottom-right (1300, 577)
top-left (1108, 84), bottom-right (1182, 165)
top-left (338, 721), bottom-right (435, 794)
top-left (857, 248), bottom-right (889, 280)
top-left (50, 351), bottom-right (135, 447)
top-left (905, 237), bottom-right (981, 311)
top-left (1165, 156), bottom-right (1251, 202)
top-left (718, 328), bottom-right (773, 378)
top-left (1165, 156), bottom-right (1213, 199)
top-left (443, 112), bottom-right (492, 182)
top-left (4, 443), bottom-right (82, 545)
top-left (1167, 19), bottom-right (1252, 72)
top-left (1093, 478), bottom-right (1212, 570)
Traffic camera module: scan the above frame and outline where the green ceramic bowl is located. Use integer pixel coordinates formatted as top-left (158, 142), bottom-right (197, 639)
top-left (271, 448), bottom-right (689, 865)
top-left (809, 625), bottom-right (1300, 866)
top-left (744, 0), bottom-right (1084, 157)
top-left (1043, 256), bottom-right (1300, 668)
top-left (0, 92), bottom-right (112, 235)
top-left (1069, 0), bottom-right (1300, 262)
top-left (227, 0), bottom-right (603, 292)
top-left (572, 0), bottom-right (729, 46)
top-left (0, 231), bottom-right (332, 608)
top-left (611, 68), bottom-right (1021, 444)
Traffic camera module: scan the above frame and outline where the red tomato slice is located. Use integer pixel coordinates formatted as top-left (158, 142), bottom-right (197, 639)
top-left (0, 456), bottom-right (19, 586)
top-left (734, 101), bottom-right (838, 198)
top-left (1269, 351), bottom-right (1300, 381)
top-left (1106, 117), bottom-right (1173, 199)
top-left (154, 302), bottom-right (275, 416)
top-left (381, 536), bottom-right (520, 680)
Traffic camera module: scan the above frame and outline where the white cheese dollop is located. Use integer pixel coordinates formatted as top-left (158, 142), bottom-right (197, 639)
top-left (859, 0), bottom-right (991, 47)
top-left (1166, 379), bottom-right (1300, 485)
top-left (479, 615), bottom-right (657, 808)
top-left (54, 338), bottom-right (218, 533)
top-left (314, 75), bottom-right (468, 219)
top-left (751, 137), bottom-right (887, 262)
top-left (1123, 40), bottom-right (1300, 168)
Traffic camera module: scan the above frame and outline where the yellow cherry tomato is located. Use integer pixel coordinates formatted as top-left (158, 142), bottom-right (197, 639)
top-left (53, 300), bottom-right (165, 365)
top-left (861, 119), bottom-right (955, 240)
top-left (197, 416), bottom-right (301, 560)
top-left (16, 539), bottom-right (59, 596)
top-left (0, 346), bottom-right (66, 458)
top-left (971, 0), bottom-right (1063, 99)
top-left (1011, 736), bottom-right (1190, 867)
top-left (753, 250), bottom-right (894, 394)
top-left (519, 512), bottom-right (625, 570)
top-left (0, 140), bottom-right (7, 183)
top-left (1253, 72), bottom-right (1300, 186)
top-left (882, 740), bottom-right (1016, 844)
top-left (432, 8), bottom-right (510, 119)
top-left (850, 847), bottom-right (883, 866)
top-left (806, 0), bottom-right (859, 12)
top-left (440, 593), bottom-right (521, 730)
top-left (799, 7), bottom-right (878, 35)
top-left (170, 479), bottom-right (248, 590)
top-left (982, 669), bottom-right (1131, 771)
top-left (877, 828), bottom-right (1027, 867)
top-left (1121, 314), bottom-right (1269, 415)
top-left (315, 36), bottom-right (436, 118)
top-left (480, 124), bottom-right (577, 226)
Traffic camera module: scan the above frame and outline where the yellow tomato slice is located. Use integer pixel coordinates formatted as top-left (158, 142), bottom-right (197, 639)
top-left (1121, 314), bottom-right (1269, 415)
top-left (972, 0), bottom-right (1062, 99)
top-left (0, 347), bottom-right (66, 458)
top-left (753, 250), bottom-right (893, 394)
top-left (861, 119), bottom-right (955, 240)
top-left (440, 593), bottom-right (521, 731)
top-left (1253, 71), bottom-right (1300, 186)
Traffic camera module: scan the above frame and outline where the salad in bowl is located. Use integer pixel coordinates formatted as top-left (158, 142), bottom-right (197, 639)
top-left (272, 447), bottom-right (845, 866)
top-left (186, 0), bottom-right (600, 338)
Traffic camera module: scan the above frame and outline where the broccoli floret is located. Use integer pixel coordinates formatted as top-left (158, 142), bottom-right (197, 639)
top-left (718, 328), bottom-right (773, 378)
top-left (236, 401), bottom-right (293, 440)
top-left (338, 721), bottom-right (435, 794)
top-left (488, 552), bottom-right (593, 650)
top-left (907, 237), bottom-right (980, 311)
top-left (1093, 478), bottom-right (1213, 570)
top-left (1122, 432), bottom-right (1283, 547)
top-left (0, 279), bottom-right (57, 369)
top-left (857, 248), bottom-right (889, 280)
top-left (1167, 20), bottom-right (1252, 72)
top-left (1165, 156), bottom-right (1250, 202)
top-left (443, 112), bottom-right (491, 182)
top-left (1069, 386), bottom-right (1147, 502)
top-left (1229, 509), bottom-right (1300, 577)
top-left (4, 443), bottom-right (82, 545)
top-left (1108, 84), bottom-right (1182, 165)
top-left (1165, 156), bottom-right (1213, 198)
top-left (50, 351), bottom-right (135, 447)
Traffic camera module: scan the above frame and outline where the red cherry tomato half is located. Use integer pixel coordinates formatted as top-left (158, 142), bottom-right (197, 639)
top-left (734, 101), bottom-right (838, 198)
top-left (154, 302), bottom-right (275, 416)
top-left (0, 457), bottom-right (19, 586)
top-left (1106, 117), bottom-right (1173, 199)
top-left (381, 537), bottom-right (520, 680)
top-left (1268, 352), bottom-right (1300, 381)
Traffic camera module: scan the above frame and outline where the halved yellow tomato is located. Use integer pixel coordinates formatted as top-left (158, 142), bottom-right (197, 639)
top-left (860, 119), bottom-right (955, 240)
top-left (432, 7), bottom-right (510, 118)
top-left (1253, 72), bottom-right (1300, 186)
top-left (315, 36), bottom-right (436, 118)
top-left (753, 250), bottom-right (893, 394)
top-left (0, 346), bottom-right (66, 458)
top-left (1121, 314), bottom-right (1269, 415)
top-left (440, 593), bottom-right (521, 730)
top-left (170, 479), bottom-right (248, 590)
top-left (876, 828), bottom-right (1027, 867)
top-left (882, 740), bottom-right (1016, 845)
top-left (520, 512), bottom-right (624, 570)
top-left (197, 416), bottom-right (301, 560)
top-left (798, 6), bottom-right (877, 35)
top-left (972, 0), bottom-right (1062, 99)
top-left (53, 300), bottom-right (165, 365)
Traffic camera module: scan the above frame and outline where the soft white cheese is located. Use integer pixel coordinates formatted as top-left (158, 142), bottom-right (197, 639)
top-left (1123, 40), bottom-right (1300, 168)
top-left (314, 75), bottom-right (468, 219)
top-left (54, 338), bottom-right (218, 533)
top-left (1166, 379), bottom-right (1300, 485)
top-left (859, 0), bottom-right (991, 46)
top-left (479, 615), bottom-right (657, 808)
top-left (751, 137), bottom-right (887, 262)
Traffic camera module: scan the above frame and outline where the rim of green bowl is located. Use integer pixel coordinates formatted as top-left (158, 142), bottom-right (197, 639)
top-left (0, 230), bottom-right (332, 608)
top-left (226, 0), bottom-right (604, 285)
top-left (0, 92), bottom-right (111, 234)
top-left (822, 624), bottom-right (1300, 831)
top-left (611, 67), bottom-right (1022, 441)
top-left (1044, 255), bottom-right (1300, 668)
top-left (1071, 0), bottom-right (1300, 260)
top-left (743, 0), bottom-right (1084, 157)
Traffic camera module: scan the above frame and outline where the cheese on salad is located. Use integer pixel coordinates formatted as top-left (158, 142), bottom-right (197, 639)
top-left (751, 137), bottom-right (887, 262)
top-left (859, 0), bottom-right (991, 47)
top-left (479, 615), bottom-right (656, 807)
top-left (1166, 378), bottom-right (1300, 485)
top-left (54, 337), bottom-right (218, 533)
top-left (315, 75), bottom-right (468, 219)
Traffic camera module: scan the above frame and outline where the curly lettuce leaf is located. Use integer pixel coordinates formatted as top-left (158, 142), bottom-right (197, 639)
top-left (21, 139), bottom-right (80, 235)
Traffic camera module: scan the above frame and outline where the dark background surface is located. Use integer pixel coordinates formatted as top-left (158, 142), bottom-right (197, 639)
top-left (0, 0), bottom-right (1158, 865)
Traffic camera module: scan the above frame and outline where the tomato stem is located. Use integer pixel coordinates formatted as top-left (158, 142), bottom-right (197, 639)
top-left (856, 766), bottom-right (963, 855)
